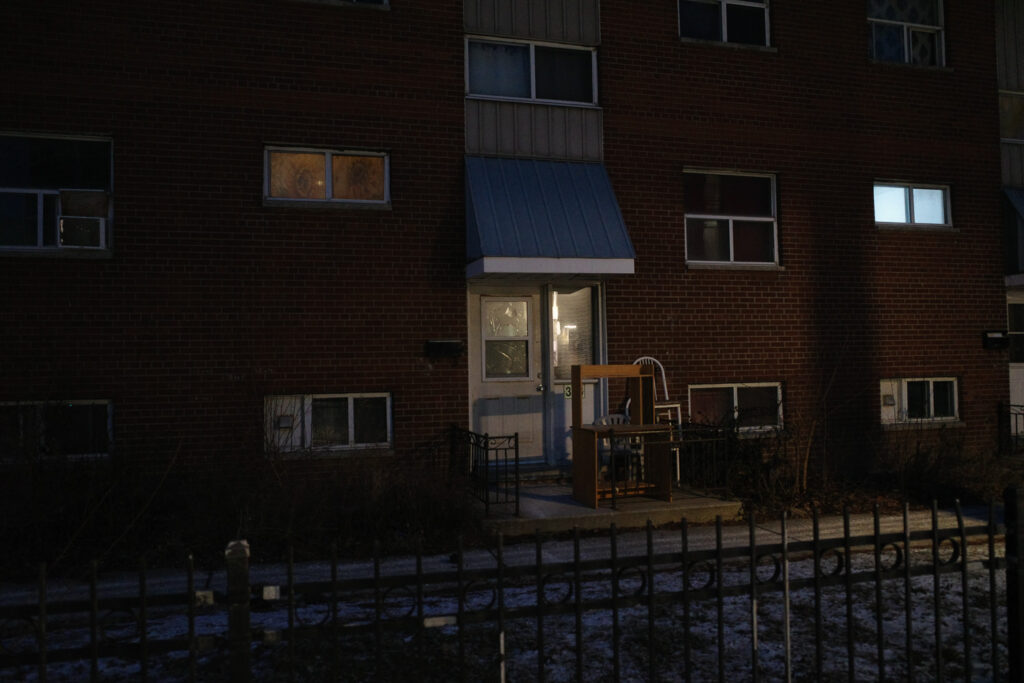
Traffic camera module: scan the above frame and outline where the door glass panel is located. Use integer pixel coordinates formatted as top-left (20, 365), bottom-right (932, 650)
top-left (552, 287), bottom-right (593, 381)
top-left (483, 298), bottom-right (530, 379)
top-left (485, 340), bottom-right (529, 377)
top-left (484, 300), bottom-right (528, 336)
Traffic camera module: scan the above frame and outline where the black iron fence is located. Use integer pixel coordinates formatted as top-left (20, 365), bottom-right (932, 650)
top-left (449, 426), bottom-right (520, 517)
top-left (2, 496), bottom-right (1019, 681)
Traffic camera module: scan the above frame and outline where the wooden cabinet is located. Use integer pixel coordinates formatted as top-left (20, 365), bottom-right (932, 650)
top-left (570, 365), bottom-right (674, 508)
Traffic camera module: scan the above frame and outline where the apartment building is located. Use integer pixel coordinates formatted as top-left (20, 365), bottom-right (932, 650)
top-left (0, 1), bottom-right (1007, 480)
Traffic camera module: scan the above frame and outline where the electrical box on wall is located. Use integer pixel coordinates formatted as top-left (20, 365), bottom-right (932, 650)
top-left (424, 339), bottom-right (465, 359)
top-left (982, 330), bottom-right (1010, 350)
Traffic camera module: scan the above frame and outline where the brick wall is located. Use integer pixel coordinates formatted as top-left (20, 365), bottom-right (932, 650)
top-left (0, 0), bottom-right (468, 471)
top-left (600, 1), bottom-right (1007, 465)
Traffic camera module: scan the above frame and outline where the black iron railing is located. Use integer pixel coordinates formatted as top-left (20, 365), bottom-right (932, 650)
top-left (1, 501), bottom-right (1014, 681)
top-left (449, 426), bottom-right (520, 517)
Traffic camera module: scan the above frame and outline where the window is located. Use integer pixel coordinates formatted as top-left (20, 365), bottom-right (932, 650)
top-left (683, 171), bottom-right (777, 264)
top-left (264, 147), bottom-right (389, 205)
top-left (0, 400), bottom-right (112, 460)
top-left (880, 378), bottom-right (957, 424)
top-left (1001, 93), bottom-right (1024, 143)
top-left (688, 383), bottom-right (781, 430)
top-left (0, 134), bottom-right (112, 251)
top-left (482, 298), bottom-right (531, 379)
top-left (552, 287), bottom-right (594, 381)
top-left (679, 0), bottom-right (769, 46)
top-left (265, 394), bottom-right (392, 453)
top-left (466, 39), bottom-right (596, 105)
top-left (868, 0), bottom-right (944, 66)
top-left (873, 182), bottom-right (949, 226)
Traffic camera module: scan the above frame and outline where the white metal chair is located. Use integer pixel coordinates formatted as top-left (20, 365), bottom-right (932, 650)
top-left (633, 355), bottom-right (669, 401)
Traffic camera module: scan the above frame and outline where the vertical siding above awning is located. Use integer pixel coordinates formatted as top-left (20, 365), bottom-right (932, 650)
top-left (465, 156), bottom-right (635, 279)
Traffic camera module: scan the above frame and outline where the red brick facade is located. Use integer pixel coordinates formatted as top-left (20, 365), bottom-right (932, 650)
top-left (0, 1), bottom-right (1008, 474)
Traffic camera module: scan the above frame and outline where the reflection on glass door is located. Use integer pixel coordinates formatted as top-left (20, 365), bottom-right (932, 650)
top-left (552, 287), bottom-right (594, 380)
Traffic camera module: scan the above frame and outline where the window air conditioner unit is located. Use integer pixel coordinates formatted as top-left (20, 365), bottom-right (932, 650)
top-left (59, 216), bottom-right (106, 248)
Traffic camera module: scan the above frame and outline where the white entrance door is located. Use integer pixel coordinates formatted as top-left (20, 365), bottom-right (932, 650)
top-left (468, 290), bottom-right (545, 460)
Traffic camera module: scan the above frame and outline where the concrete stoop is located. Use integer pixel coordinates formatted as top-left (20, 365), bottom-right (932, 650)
top-left (480, 482), bottom-right (743, 538)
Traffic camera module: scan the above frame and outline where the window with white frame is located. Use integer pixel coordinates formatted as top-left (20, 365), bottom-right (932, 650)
top-left (879, 378), bottom-right (958, 424)
top-left (265, 394), bottom-right (392, 453)
top-left (683, 171), bottom-right (777, 264)
top-left (873, 182), bottom-right (950, 227)
top-left (868, 0), bottom-right (944, 66)
top-left (0, 400), bottom-right (112, 460)
top-left (466, 39), bottom-right (597, 105)
top-left (688, 383), bottom-right (781, 430)
top-left (264, 147), bottom-right (389, 205)
top-left (1001, 92), bottom-right (1024, 144)
top-left (679, 0), bottom-right (770, 46)
top-left (0, 135), bottom-right (112, 251)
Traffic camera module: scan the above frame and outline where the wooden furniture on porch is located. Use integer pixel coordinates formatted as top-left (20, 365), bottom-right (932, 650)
top-left (570, 364), bottom-right (674, 509)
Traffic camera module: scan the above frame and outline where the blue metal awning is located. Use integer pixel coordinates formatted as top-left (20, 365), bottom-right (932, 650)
top-left (465, 156), bottom-right (635, 278)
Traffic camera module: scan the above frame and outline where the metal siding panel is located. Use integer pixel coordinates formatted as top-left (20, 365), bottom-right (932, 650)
top-left (464, 0), bottom-right (479, 33)
top-left (549, 107), bottom-right (568, 159)
top-left (529, 0), bottom-right (548, 40)
top-left (585, 109), bottom-right (603, 161)
top-left (465, 100), bottom-right (481, 154)
top-left (563, 0), bottom-right (582, 43)
top-left (496, 0), bottom-right (516, 37)
top-left (1008, 146), bottom-right (1023, 186)
top-left (514, 104), bottom-right (534, 157)
top-left (547, 0), bottom-right (565, 42)
top-left (496, 104), bottom-right (515, 156)
top-left (998, 0), bottom-right (1020, 89)
top-left (566, 108), bottom-right (584, 160)
top-left (480, 101), bottom-right (500, 156)
top-left (581, 0), bottom-right (601, 44)
top-left (532, 105), bottom-right (548, 156)
top-left (1011, 0), bottom-right (1024, 90)
top-left (513, 0), bottom-right (532, 38)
